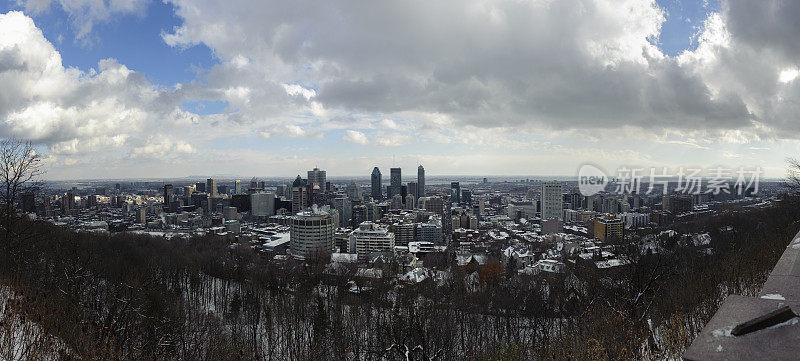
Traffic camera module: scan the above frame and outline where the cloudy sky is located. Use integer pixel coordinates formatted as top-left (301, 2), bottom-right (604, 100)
top-left (0, 0), bottom-right (798, 180)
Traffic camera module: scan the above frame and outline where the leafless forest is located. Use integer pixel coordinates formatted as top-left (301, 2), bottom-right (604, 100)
top-left (1, 197), bottom-right (797, 360)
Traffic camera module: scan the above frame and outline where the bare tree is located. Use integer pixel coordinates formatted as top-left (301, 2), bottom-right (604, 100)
top-left (0, 139), bottom-right (44, 267)
top-left (786, 157), bottom-right (800, 193)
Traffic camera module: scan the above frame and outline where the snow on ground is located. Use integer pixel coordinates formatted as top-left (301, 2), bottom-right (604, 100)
top-left (0, 284), bottom-right (69, 360)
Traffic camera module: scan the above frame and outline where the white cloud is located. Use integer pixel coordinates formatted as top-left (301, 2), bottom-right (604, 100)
top-left (373, 132), bottom-right (411, 147)
top-left (282, 83), bottom-right (317, 100)
top-left (779, 68), bottom-right (799, 84)
top-left (260, 124), bottom-right (323, 140)
top-left (379, 118), bottom-right (399, 130)
top-left (342, 130), bottom-right (368, 145)
top-left (131, 136), bottom-right (196, 158)
top-left (5, 0), bottom-right (800, 178)
top-left (159, 0), bottom-right (768, 139)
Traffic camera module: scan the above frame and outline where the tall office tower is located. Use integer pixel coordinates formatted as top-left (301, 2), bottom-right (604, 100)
top-left (371, 167), bottom-right (382, 200)
top-left (346, 181), bottom-right (363, 200)
top-left (251, 192), bottom-right (275, 217)
top-left (541, 181), bottom-right (563, 221)
top-left (349, 222), bottom-right (395, 256)
top-left (417, 165), bottom-right (425, 198)
top-left (333, 196), bottom-right (351, 227)
top-left (290, 208), bottom-right (336, 259)
top-left (308, 167), bottom-right (326, 189)
top-left (450, 182), bottom-right (461, 204)
top-left (183, 185), bottom-right (194, 198)
top-left (389, 167), bottom-right (402, 199)
top-left (461, 189), bottom-right (472, 206)
top-left (249, 177), bottom-right (262, 192)
top-left (66, 192), bottom-right (76, 210)
top-left (276, 184), bottom-right (289, 198)
top-left (163, 184), bottom-right (174, 203)
top-left (408, 181), bottom-right (418, 201)
top-left (234, 180), bottom-right (242, 194)
top-left (206, 178), bottom-right (218, 196)
top-left (195, 182), bottom-right (206, 193)
top-left (292, 176), bottom-right (308, 214)
top-left (61, 195), bottom-right (70, 215)
top-left (292, 175), bottom-right (306, 188)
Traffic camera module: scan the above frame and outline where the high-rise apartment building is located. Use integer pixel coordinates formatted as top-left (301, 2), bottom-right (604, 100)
top-left (349, 222), bottom-right (395, 256)
top-left (389, 222), bottom-right (415, 247)
top-left (416, 221), bottom-right (443, 244)
top-left (137, 207), bottom-right (146, 224)
top-left (541, 181), bottom-right (563, 221)
top-left (290, 208), bottom-right (336, 259)
top-left (593, 216), bottom-right (623, 242)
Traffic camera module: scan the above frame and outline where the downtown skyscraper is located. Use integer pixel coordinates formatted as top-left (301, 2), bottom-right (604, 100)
top-left (389, 167), bottom-right (402, 200)
top-left (206, 178), bottom-right (217, 196)
top-left (307, 167), bottom-right (326, 188)
top-left (417, 165), bottom-right (425, 198)
top-left (371, 167), bottom-right (382, 200)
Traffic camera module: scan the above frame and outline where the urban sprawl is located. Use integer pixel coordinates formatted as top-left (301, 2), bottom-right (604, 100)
top-left (25, 166), bottom-right (780, 287)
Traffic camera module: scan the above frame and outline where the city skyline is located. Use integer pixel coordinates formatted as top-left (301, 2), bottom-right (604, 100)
top-left (1, 1), bottom-right (799, 179)
top-left (2, 1), bottom-right (800, 359)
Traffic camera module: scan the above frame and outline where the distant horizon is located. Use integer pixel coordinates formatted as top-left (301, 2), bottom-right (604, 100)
top-left (42, 174), bottom-right (789, 184)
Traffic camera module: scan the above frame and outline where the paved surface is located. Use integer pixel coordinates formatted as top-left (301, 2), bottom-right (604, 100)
top-left (684, 231), bottom-right (800, 360)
